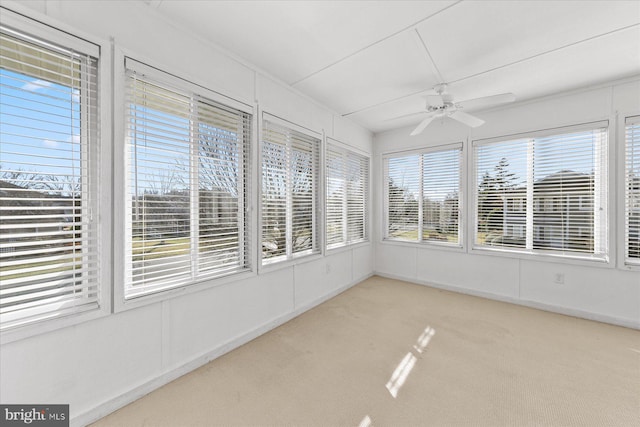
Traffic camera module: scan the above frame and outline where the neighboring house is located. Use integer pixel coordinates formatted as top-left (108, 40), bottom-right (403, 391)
top-left (499, 170), bottom-right (595, 251)
top-left (533, 170), bottom-right (594, 251)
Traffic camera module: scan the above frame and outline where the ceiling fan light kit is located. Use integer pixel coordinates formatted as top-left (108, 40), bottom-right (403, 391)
top-left (409, 83), bottom-right (516, 136)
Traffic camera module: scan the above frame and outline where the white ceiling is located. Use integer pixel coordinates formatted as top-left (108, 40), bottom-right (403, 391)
top-left (143, 0), bottom-right (640, 134)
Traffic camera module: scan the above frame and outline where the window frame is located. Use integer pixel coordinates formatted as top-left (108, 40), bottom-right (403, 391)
top-left (382, 142), bottom-right (464, 249)
top-left (0, 7), bottom-right (112, 343)
top-left (112, 52), bottom-right (257, 311)
top-left (325, 138), bottom-right (370, 251)
top-left (258, 112), bottom-right (323, 271)
top-left (469, 120), bottom-right (613, 265)
top-left (621, 113), bottom-right (640, 269)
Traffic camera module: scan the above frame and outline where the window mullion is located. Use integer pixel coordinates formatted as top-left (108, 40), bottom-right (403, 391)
top-left (418, 154), bottom-right (424, 243)
top-left (526, 138), bottom-right (534, 250)
top-left (189, 97), bottom-right (199, 278)
top-left (285, 137), bottom-right (293, 258)
top-left (237, 116), bottom-right (246, 269)
top-left (594, 129), bottom-right (606, 255)
top-left (342, 150), bottom-right (348, 245)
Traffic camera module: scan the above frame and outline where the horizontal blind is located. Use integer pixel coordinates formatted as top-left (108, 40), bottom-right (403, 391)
top-left (261, 119), bottom-right (320, 264)
top-left (326, 143), bottom-right (369, 249)
top-left (261, 135), bottom-right (287, 260)
top-left (385, 146), bottom-right (461, 245)
top-left (475, 139), bottom-right (528, 249)
top-left (422, 148), bottom-right (460, 244)
top-left (386, 154), bottom-right (421, 241)
top-left (0, 26), bottom-right (100, 330)
top-left (474, 123), bottom-right (608, 258)
top-left (125, 64), bottom-right (251, 297)
top-left (346, 150), bottom-right (368, 244)
top-left (326, 145), bottom-right (345, 247)
top-left (532, 128), bottom-right (607, 256)
top-left (626, 116), bottom-right (640, 264)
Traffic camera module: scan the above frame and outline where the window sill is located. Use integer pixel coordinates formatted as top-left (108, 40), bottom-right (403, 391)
top-left (326, 240), bottom-right (371, 255)
top-left (114, 269), bottom-right (257, 313)
top-left (469, 245), bottom-right (613, 268)
top-left (0, 305), bottom-right (109, 345)
top-left (380, 238), bottom-right (464, 253)
top-left (258, 252), bottom-right (324, 275)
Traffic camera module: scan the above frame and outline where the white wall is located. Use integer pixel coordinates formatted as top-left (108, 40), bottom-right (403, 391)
top-left (373, 78), bottom-right (640, 329)
top-left (0, 1), bottom-right (373, 425)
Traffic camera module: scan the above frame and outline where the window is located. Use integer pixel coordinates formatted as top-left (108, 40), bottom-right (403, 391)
top-left (261, 116), bottom-right (320, 264)
top-left (326, 141), bottom-right (369, 249)
top-left (0, 22), bottom-right (100, 330)
top-left (474, 122), bottom-right (608, 259)
top-left (124, 59), bottom-right (252, 298)
top-left (625, 116), bottom-right (640, 264)
top-left (385, 145), bottom-right (462, 245)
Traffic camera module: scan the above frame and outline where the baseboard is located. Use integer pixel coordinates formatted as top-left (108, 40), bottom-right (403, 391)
top-left (374, 271), bottom-right (640, 330)
top-left (73, 273), bottom-right (371, 427)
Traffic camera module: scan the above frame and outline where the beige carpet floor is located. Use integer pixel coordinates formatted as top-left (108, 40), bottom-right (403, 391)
top-left (92, 276), bottom-right (640, 427)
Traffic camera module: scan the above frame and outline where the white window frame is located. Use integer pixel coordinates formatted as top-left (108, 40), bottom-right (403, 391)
top-left (0, 7), bottom-right (112, 343)
top-left (621, 113), bottom-right (640, 269)
top-left (112, 52), bottom-right (256, 311)
top-left (325, 138), bottom-right (370, 251)
top-left (258, 112), bottom-right (323, 270)
top-left (382, 142), bottom-right (464, 249)
top-left (470, 120), bottom-right (612, 265)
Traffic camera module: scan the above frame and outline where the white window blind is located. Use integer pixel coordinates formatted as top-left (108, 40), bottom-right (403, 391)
top-left (124, 59), bottom-right (251, 298)
top-left (474, 122), bottom-right (608, 259)
top-left (625, 116), bottom-right (640, 265)
top-left (326, 142), bottom-right (369, 249)
top-left (0, 24), bottom-right (100, 330)
top-left (261, 118), bottom-right (320, 264)
top-left (385, 145), bottom-right (461, 245)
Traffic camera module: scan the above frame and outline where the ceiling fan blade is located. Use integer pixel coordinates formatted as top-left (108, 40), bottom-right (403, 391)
top-left (449, 110), bottom-right (485, 128)
top-left (385, 110), bottom-right (430, 122)
top-left (410, 114), bottom-right (437, 136)
top-left (457, 93), bottom-right (516, 110)
top-left (426, 94), bottom-right (444, 108)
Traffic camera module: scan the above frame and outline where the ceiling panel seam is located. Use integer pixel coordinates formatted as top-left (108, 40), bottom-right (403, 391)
top-left (290, 0), bottom-right (463, 87)
top-left (342, 22), bottom-right (640, 118)
top-left (448, 22), bottom-right (640, 85)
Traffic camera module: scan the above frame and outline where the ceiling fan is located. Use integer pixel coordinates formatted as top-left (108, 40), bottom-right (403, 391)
top-left (406, 83), bottom-right (516, 136)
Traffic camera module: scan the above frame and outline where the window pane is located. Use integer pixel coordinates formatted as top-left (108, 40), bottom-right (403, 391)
top-left (0, 26), bottom-right (99, 330)
top-left (476, 140), bottom-right (528, 249)
top-left (197, 107), bottom-right (242, 274)
top-left (326, 147), bottom-right (345, 246)
top-left (422, 149), bottom-right (460, 244)
top-left (346, 152), bottom-right (368, 243)
top-left (533, 131), bottom-right (600, 253)
top-left (291, 144), bottom-right (314, 254)
top-left (128, 81), bottom-right (191, 287)
top-left (626, 117), bottom-right (640, 263)
top-left (387, 154), bottom-right (420, 241)
top-left (261, 140), bottom-right (287, 260)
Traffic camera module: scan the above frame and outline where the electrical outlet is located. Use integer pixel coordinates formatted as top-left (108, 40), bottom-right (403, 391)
top-left (554, 273), bottom-right (565, 284)
top-left (325, 264), bottom-right (331, 274)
